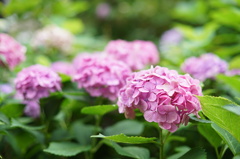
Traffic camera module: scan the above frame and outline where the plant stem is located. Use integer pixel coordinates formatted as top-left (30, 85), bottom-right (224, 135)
top-left (159, 128), bottom-right (164, 159)
top-left (89, 115), bottom-right (102, 159)
top-left (215, 147), bottom-right (220, 159)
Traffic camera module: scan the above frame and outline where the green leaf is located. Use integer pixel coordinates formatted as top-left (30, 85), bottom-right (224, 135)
top-left (179, 147), bottom-right (206, 159)
top-left (44, 142), bottom-right (91, 157)
top-left (58, 73), bottom-right (71, 83)
top-left (11, 118), bottom-right (44, 130)
top-left (81, 105), bottom-right (118, 116)
top-left (91, 133), bottom-right (156, 144)
top-left (198, 123), bottom-right (222, 148)
top-left (168, 146), bottom-right (191, 159)
top-left (198, 96), bottom-right (240, 142)
top-left (0, 103), bottom-right (24, 118)
top-left (212, 123), bottom-right (240, 155)
top-left (104, 120), bottom-right (144, 136)
top-left (229, 55), bottom-right (240, 69)
top-left (104, 140), bottom-right (150, 159)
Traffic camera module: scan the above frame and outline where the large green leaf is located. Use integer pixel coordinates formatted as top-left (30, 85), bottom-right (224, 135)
top-left (44, 142), bottom-right (91, 157)
top-left (91, 133), bottom-right (156, 144)
top-left (179, 147), bottom-right (206, 159)
top-left (212, 123), bottom-right (240, 155)
top-left (81, 105), bottom-right (118, 116)
top-left (104, 120), bottom-right (144, 136)
top-left (104, 140), bottom-right (150, 159)
top-left (198, 96), bottom-right (240, 142)
top-left (198, 123), bottom-right (222, 148)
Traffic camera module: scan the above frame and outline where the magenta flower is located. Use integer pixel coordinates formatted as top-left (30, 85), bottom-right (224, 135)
top-left (15, 64), bottom-right (61, 117)
top-left (117, 66), bottom-right (202, 132)
top-left (72, 54), bottom-right (132, 101)
top-left (51, 61), bottom-right (75, 76)
top-left (0, 33), bottom-right (26, 69)
top-left (104, 40), bottom-right (159, 70)
top-left (181, 53), bottom-right (228, 81)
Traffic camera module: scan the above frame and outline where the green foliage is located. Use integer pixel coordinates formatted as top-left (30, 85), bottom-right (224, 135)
top-left (179, 148), bottom-right (207, 159)
top-left (104, 120), bottom-right (144, 136)
top-left (212, 124), bottom-right (240, 155)
top-left (43, 142), bottom-right (91, 157)
top-left (81, 105), bottom-right (118, 116)
top-left (91, 133), bottom-right (157, 144)
top-left (104, 140), bottom-right (150, 159)
top-left (198, 123), bottom-right (222, 148)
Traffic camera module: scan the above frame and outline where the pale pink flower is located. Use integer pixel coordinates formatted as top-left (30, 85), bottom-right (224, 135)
top-left (0, 33), bottom-right (26, 69)
top-left (117, 66), bottom-right (202, 132)
top-left (32, 25), bottom-right (74, 53)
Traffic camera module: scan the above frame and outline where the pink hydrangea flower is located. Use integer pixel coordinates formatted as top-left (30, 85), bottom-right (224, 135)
top-left (117, 66), bottom-right (202, 132)
top-left (104, 40), bottom-right (159, 70)
top-left (72, 53), bottom-right (132, 101)
top-left (181, 53), bottom-right (228, 81)
top-left (0, 33), bottom-right (26, 69)
top-left (51, 61), bottom-right (75, 76)
top-left (15, 64), bottom-right (61, 117)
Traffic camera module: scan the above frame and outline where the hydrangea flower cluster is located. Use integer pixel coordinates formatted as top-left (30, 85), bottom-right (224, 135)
top-left (159, 29), bottom-right (183, 46)
top-left (51, 61), bottom-right (75, 76)
top-left (15, 64), bottom-right (61, 117)
top-left (32, 25), bottom-right (74, 53)
top-left (0, 33), bottom-right (26, 69)
top-left (181, 53), bottom-right (228, 81)
top-left (104, 40), bottom-right (159, 70)
top-left (117, 66), bottom-right (202, 132)
top-left (72, 54), bottom-right (132, 101)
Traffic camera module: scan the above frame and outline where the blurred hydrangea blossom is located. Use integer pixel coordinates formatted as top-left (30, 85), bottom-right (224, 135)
top-left (0, 33), bottom-right (26, 69)
top-left (15, 64), bottom-right (61, 117)
top-left (181, 53), bottom-right (228, 81)
top-left (32, 25), bottom-right (74, 53)
top-left (104, 40), bottom-right (159, 70)
top-left (225, 69), bottom-right (240, 76)
top-left (160, 29), bottom-right (183, 46)
top-left (73, 53), bottom-right (132, 101)
top-left (0, 83), bottom-right (13, 94)
top-left (117, 66), bottom-right (202, 132)
top-left (51, 61), bottom-right (75, 76)
top-left (96, 3), bottom-right (111, 19)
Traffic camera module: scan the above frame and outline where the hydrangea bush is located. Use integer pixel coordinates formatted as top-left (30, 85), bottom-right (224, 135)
top-left (1, 1), bottom-right (240, 159)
